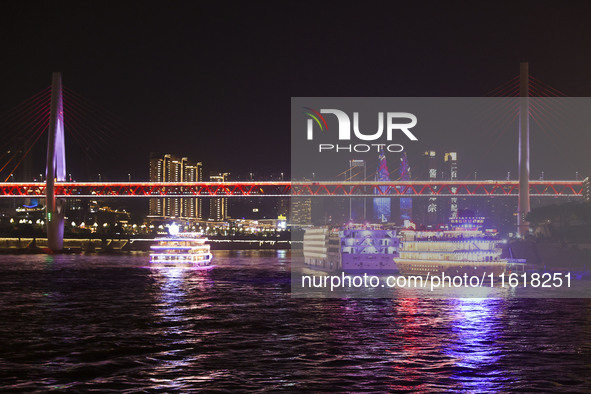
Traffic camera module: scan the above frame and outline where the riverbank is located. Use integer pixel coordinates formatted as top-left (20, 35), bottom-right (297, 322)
top-left (507, 240), bottom-right (591, 277)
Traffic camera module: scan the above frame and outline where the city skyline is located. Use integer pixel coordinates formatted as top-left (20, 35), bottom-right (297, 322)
top-left (0, 2), bottom-right (589, 239)
top-left (1, 2), bottom-right (591, 183)
top-left (2, 3), bottom-right (591, 392)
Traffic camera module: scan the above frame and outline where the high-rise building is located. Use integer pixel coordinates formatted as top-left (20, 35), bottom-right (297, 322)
top-left (209, 173), bottom-right (229, 221)
top-left (348, 159), bottom-right (366, 222)
top-left (444, 152), bottom-right (459, 218)
top-left (149, 153), bottom-right (203, 220)
top-left (183, 161), bottom-right (202, 219)
top-left (373, 148), bottom-right (391, 223)
top-left (275, 198), bottom-right (290, 220)
top-left (424, 150), bottom-right (439, 224)
top-left (291, 196), bottom-right (312, 225)
top-left (399, 152), bottom-right (413, 223)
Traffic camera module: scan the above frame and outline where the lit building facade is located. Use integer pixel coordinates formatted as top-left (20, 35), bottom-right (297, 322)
top-left (291, 176), bottom-right (312, 226)
top-left (584, 177), bottom-right (590, 203)
top-left (209, 173), bottom-right (229, 221)
top-left (149, 153), bottom-right (203, 220)
top-left (373, 148), bottom-right (391, 223)
top-left (275, 198), bottom-right (290, 220)
top-left (399, 152), bottom-right (413, 223)
top-left (291, 196), bottom-right (311, 225)
top-left (425, 150), bottom-right (439, 224)
top-left (414, 151), bottom-right (459, 226)
top-left (348, 159), bottom-right (366, 222)
top-left (444, 151), bottom-right (459, 218)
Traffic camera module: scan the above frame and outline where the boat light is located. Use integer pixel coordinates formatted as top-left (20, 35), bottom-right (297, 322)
top-left (169, 223), bottom-right (180, 236)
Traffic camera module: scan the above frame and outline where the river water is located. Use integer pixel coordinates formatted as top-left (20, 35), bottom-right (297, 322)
top-left (0, 250), bottom-right (590, 392)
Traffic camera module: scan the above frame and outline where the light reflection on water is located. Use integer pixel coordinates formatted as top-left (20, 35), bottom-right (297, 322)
top-left (0, 251), bottom-right (589, 391)
top-left (446, 298), bottom-right (506, 392)
top-left (149, 266), bottom-right (220, 389)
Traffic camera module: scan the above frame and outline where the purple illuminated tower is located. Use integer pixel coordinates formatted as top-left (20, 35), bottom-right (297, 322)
top-left (373, 147), bottom-right (391, 222)
top-left (46, 72), bottom-right (66, 251)
top-left (517, 62), bottom-right (530, 236)
top-left (399, 152), bottom-right (412, 222)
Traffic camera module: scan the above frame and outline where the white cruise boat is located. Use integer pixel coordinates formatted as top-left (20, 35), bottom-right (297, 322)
top-left (397, 216), bottom-right (508, 277)
top-left (150, 224), bottom-right (213, 268)
top-left (303, 224), bottom-right (399, 273)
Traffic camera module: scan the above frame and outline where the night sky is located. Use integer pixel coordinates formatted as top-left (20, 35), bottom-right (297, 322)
top-left (1, 1), bottom-right (591, 182)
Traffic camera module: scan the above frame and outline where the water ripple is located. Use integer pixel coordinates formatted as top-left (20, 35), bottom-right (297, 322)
top-left (0, 252), bottom-right (590, 391)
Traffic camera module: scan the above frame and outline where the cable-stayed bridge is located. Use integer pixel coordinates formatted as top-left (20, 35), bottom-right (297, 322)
top-left (0, 68), bottom-right (584, 250)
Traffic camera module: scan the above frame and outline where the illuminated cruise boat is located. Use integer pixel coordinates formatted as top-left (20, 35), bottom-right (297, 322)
top-left (150, 224), bottom-right (213, 268)
top-left (303, 224), bottom-right (399, 273)
top-left (396, 216), bottom-right (508, 277)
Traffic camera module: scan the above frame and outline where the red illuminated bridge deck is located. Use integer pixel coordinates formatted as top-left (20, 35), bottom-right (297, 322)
top-left (0, 181), bottom-right (583, 198)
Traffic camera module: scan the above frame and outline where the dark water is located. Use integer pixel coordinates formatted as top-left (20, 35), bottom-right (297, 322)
top-left (0, 251), bottom-right (590, 392)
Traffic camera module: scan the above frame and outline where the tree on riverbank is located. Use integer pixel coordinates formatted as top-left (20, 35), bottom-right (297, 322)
top-left (526, 202), bottom-right (591, 242)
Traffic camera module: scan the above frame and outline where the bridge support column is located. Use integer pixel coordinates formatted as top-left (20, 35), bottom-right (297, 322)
top-left (46, 72), bottom-right (66, 251)
top-left (517, 62), bottom-right (530, 237)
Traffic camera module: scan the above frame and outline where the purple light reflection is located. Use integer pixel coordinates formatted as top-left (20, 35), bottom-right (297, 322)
top-left (445, 298), bottom-right (511, 392)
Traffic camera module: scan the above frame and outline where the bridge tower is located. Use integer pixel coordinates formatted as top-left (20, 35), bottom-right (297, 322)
top-left (46, 72), bottom-right (66, 251)
top-left (517, 62), bottom-right (530, 237)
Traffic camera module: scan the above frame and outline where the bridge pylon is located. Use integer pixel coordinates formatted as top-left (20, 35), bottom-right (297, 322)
top-left (46, 72), bottom-right (66, 251)
top-left (517, 62), bottom-right (531, 237)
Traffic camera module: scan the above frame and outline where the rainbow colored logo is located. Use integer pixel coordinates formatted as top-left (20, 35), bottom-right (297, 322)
top-left (303, 107), bottom-right (328, 131)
